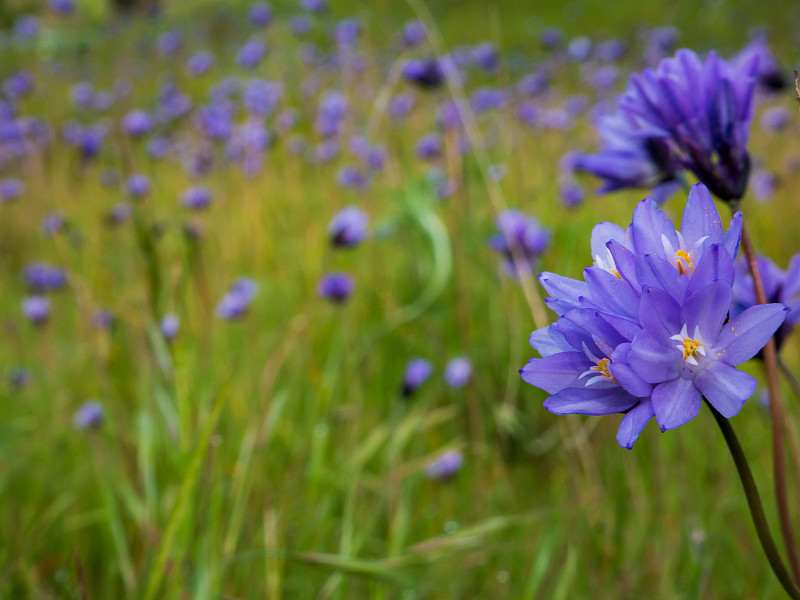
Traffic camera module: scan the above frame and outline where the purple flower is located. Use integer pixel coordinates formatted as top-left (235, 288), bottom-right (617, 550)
top-left (402, 358), bottom-right (433, 397)
top-left (760, 106), bottom-right (790, 132)
top-left (489, 210), bottom-right (550, 276)
top-left (290, 15), bottom-right (312, 36)
top-left (596, 39), bottom-right (627, 62)
top-left (735, 35), bottom-right (788, 92)
top-left (337, 166), bottom-right (367, 190)
top-left (73, 401), bottom-right (104, 430)
top-left (107, 202), bottom-right (131, 225)
top-left (733, 254), bottom-right (800, 350)
top-left (389, 94), bottom-right (415, 120)
top-left (517, 71), bottom-right (550, 97)
top-left (248, 2), bottom-right (272, 27)
top-left (187, 51), bottom-right (215, 76)
top-left (539, 27), bottom-right (563, 50)
top-left (425, 450), bottom-right (463, 480)
top-left (50, 0), bottom-right (75, 15)
top-left (574, 110), bottom-right (679, 195)
top-left (127, 174), bottom-right (150, 199)
top-left (470, 87), bottom-right (507, 113)
top-left (23, 296), bottom-right (50, 325)
top-left (750, 168), bottom-right (776, 202)
top-left (616, 48), bottom-right (759, 201)
top-left (14, 16), bottom-right (39, 40)
top-left (161, 314), bottom-right (180, 340)
top-left (520, 184), bottom-right (783, 449)
top-left (444, 357), bottom-right (472, 388)
top-left (216, 278), bottom-right (257, 320)
top-left (559, 181), bottom-right (585, 208)
top-left (334, 18), bottom-right (361, 47)
top-left (237, 39), bottom-right (266, 69)
top-left (402, 59), bottom-right (445, 89)
top-left (41, 212), bottom-right (66, 235)
top-left (328, 206), bottom-right (368, 248)
top-left (244, 79), bottom-right (282, 116)
top-left (567, 37), bottom-right (592, 62)
top-left (416, 133), bottom-right (442, 160)
top-left (92, 310), bottom-right (115, 330)
top-left (24, 263), bottom-right (67, 293)
top-left (122, 110), bottom-right (153, 138)
top-left (300, 0), bottom-right (326, 12)
top-left (182, 187), bottom-right (212, 211)
top-left (318, 273), bottom-right (354, 303)
top-left (9, 368), bottom-right (31, 388)
top-left (401, 21), bottom-right (426, 48)
top-left (471, 42), bottom-right (499, 73)
top-left (0, 178), bottom-right (24, 202)
top-left (628, 284), bottom-right (786, 433)
top-left (157, 31), bottom-right (182, 56)
top-left (315, 91), bottom-right (348, 138)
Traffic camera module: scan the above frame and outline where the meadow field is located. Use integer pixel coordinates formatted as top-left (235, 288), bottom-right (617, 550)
top-left (2, 0), bottom-right (800, 598)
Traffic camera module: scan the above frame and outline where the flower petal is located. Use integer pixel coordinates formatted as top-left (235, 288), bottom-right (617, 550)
top-left (538, 272), bottom-right (587, 315)
top-left (638, 286), bottom-right (682, 342)
top-left (544, 386), bottom-right (638, 416)
top-left (694, 361), bottom-right (756, 418)
top-left (529, 324), bottom-right (569, 357)
top-left (629, 329), bottom-right (681, 384)
top-left (520, 352), bottom-right (589, 394)
top-left (716, 303), bottom-right (790, 365)
top-left (610, 343), bottom-right (652, 397)
top-left (631, 198), bottom-right (678, 256)
top-left (724, 211), bottom-right (742, 258)
top-left (686, 244), bottom-right (735, 297)
top-left (681, 280), bottom-right (733, 344)
top-left (584, 267), bottom-right (640, 320)
top-left (681, 183), bottom-right (724, 247)
top-left (616, 400), bottom-right (655, 449)
top-left (652, 378), bottom-right (702, 431)
top-left (635, 254), bottom-right (684, 302)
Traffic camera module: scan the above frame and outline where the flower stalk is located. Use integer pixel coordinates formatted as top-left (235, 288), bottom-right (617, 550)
top-left (709, 401), bottom-right (800, 599)
top-left (735, 215), bottom-right (800, 584)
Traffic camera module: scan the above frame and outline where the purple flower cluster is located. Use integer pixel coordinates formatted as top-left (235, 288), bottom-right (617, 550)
top-left (488, 210), bottom-right (550, 276)
top-left (576, 48), bottom-right (760, 202)
top-left (216, 278), bottom-right (258, 320)
top-left (521, 185), bottom-right (788, 448)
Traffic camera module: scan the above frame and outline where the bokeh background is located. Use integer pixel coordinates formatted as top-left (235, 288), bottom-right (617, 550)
top-left (2, 0), bottom-right (800, 598)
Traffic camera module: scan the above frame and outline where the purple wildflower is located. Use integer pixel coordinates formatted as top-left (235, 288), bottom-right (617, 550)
top-left (182, 187), bottom-right (212, 211)
top-left (237, 39), bottom-right (266, 69)
top-left (0, 178), bottom-right (24, 202)
top-left (401, 21), bottom-right (426, 48)
top-left (471, 42), bottom-right (500, 73)
top-left (329, 207), bottom-right (368, 248)
top-left (248, 2), bottom-right (272, 27)
top-left (73, 401), bottom-right (104, 430)
top-left (444, 358), bottom-right (472, 388)
top-left (402, 358), bottom-right (433, 397)
top-left (416, 133), bottom-right (442, 160)
top-left (92, 310), bottom-right (115, 330)
top-left (318, 273), bottom-right (354, 303)
top-left (122, 110), bottom-right (153, 138)
top-left (24, 263), bottom-right (67, 293)
top-left (23, 296), bottom-right (50, 325)
top-left (50, 0), bottom-right (75, 15)
top-left (216, 278), bottom-right (258, 320)
top-left (127, 174), bottom-right (151, 199)
top-left (161, 314), bottom-right (180, 340)
top-left (402, 59), bottom-right (445, 89)
top-left (187, 51), bottom-right (215, 76)
top-left (489, 210), bottom-right (550, 276)
top-left (157, 31), bottom-right (182, 56)
top-left (425, 450), bottom-right (463, 480)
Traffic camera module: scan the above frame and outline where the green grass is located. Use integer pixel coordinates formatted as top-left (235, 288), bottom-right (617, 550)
top-left (1, 1), bottom-right (800, 598)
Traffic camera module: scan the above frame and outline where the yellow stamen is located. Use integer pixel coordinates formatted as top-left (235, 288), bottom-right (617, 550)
top-left (675, 249), bottom-right (694, 276)
top-left (682, 338), bottom-right (702, 361)
top-left (591, 358), bottom-right (615, 381)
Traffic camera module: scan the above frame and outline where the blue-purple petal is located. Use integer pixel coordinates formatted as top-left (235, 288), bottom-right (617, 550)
top-left (695, 361), bottom-right (756, 418)
top-left (544, 386), bottom-right (638, 416)
top-left (651, 378), bottom-right (702, 431)
top-left (520, 352), bottom-right (589, 394)
top-left (616, 400), bottom-right (655, 449)
top-left (716, 303), bottom-right (790, 365)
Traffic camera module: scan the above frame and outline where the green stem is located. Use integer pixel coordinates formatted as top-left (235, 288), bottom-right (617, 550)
top-left (708, 401), bottom-right (800, 599)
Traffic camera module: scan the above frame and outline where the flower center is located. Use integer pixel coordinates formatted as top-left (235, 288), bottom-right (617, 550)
top-left (675, 249), bottom-right (694, 276)
top-left (670, 324), bottom-right (707, 367)
top-left (579, 357), bottom-right (617, 386)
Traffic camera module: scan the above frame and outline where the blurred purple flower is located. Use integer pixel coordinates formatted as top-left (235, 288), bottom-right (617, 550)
top-left (122, 110), bottom-right (153, 138)
top-left (157, 31), bottom-right (183, 56)
top-left (318, 272), bottom-right (354, 303)
top-left (248, 2), bottom-right (272, 27)
top-left (329, 206), bottom-right (368, 248)
top-left (416, 133), bottom-right (442, 160)
top-left (402, 59), bottom-right (445, 89)
top-left (489, 210), bottom-right (550, 276)
top-left (425, 450), bottom-right (463, 480)
top-left (237, 39), bottom-right (266, 69)
top-left (401, 21), bottom-right (426, 48)
top-left (24, 263), bottom-right (67, 293)
top-left (161, 314), bottom-right (180, 340)
top-left (444, 357), bottom-right (472, 388)
top-left (182, 187), bottom-right (212, 210)
top-left (216, 278), bottom-right (257, 320)
top-left (127, 174), bottom-right (150, 199)
top-left (23, 296), bottom-right (50, 325)
top-left (471, 42), bottom-right (500, 72)
top-left (402, 358), bottom-right (433, 397)
top-left (0, 178), bottom-right (24, 202)
top-left (74, 401), bottom-right (104, 430)
top-left (337, 166), bottom-right (367, 189)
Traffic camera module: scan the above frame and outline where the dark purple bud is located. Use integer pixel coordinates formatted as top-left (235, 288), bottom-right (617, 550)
top-left (402, 58), bottom-right (444, 89)
top-left (337, 166), bottom-right (367, 189)
top-left (318, 272), bottom-right (354, 303)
